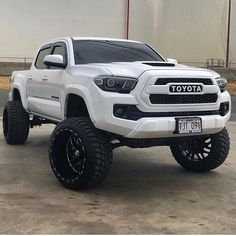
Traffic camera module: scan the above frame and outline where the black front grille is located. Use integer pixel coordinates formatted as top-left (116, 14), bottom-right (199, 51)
top-left (155, 78), bottom-right (213, 85)
top-left (149, 94), bottom-right (218, 104)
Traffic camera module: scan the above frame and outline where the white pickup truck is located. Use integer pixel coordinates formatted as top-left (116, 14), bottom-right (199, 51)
top-left (3, 37), bottom-right (231, 190)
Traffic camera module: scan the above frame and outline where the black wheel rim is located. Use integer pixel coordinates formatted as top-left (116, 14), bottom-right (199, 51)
top-left (66, 133), bottom-right (86, 175)
top-left (50, 129), bottom-right (86, 182)
top-left (178, 137), bottom-right (212, 162)
top-left (3, 109), bottom-right (8, 138)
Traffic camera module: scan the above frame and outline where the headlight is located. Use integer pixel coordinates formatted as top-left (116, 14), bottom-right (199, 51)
top-left (94, 76), bottom-right (137, 93)
top-left (216, 77), bottom-right (227, 92)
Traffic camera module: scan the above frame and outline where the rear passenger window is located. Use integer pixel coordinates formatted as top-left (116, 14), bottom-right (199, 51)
top-left (35, 47), bottom-right (51, 69)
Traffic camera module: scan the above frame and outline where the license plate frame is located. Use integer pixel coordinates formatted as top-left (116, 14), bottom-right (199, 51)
top-left (174, 117), bottom-right (202, 134)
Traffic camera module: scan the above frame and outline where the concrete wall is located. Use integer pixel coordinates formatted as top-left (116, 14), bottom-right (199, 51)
top-left (0, 62), bottom-right (31, 76)
top-left (229, 0), bottom-right (236, 67)
top-left (0, 0), bottom-right (235, 68)
top-left (0, 0), bottom-right (126, 58)
top-left (129, 0), bottom-right (229, 67)
top-left (128, 0), bottom-right (164, 50)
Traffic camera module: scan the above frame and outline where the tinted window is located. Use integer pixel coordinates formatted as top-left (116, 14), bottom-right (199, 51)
top-left (73, 40), bottom-right (163, 64)
top-left (52, 44), bottom-right (67, 63)
top-left (35, 47), bottom-right (51, 69)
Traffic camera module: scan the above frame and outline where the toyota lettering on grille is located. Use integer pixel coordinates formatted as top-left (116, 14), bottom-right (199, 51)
top-left (169, 84), bottom-right (203, 93)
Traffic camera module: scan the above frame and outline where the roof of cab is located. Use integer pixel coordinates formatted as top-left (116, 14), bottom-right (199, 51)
top-left (71, 37), bottom-right (143, 44)
top-left (39, 37), bottom-right (144, 50)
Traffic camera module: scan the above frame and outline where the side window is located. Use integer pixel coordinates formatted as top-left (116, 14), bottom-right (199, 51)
top-left (52, 43), bottom-right (67, 65)
top-left (35, 47), bottom-right (51, 69)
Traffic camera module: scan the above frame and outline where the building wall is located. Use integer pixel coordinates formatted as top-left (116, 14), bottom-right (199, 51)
top-left (128, 0), bottom-right (164, 50)
top-left (229, 0), bottom-right (236, 67)
top-left (0, 0), bottom-right (126, 58)
top-left (129, 0), bottom-right (229, 67)
top-left (0, 0), bottom-right (235, 68)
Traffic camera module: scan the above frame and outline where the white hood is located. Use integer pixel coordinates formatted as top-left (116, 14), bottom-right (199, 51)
top-left (68, 61), bottom-right (220, 79)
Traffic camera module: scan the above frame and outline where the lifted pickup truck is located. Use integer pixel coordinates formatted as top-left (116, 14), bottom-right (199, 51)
top-left (3, 37), bottom-right (231, 190)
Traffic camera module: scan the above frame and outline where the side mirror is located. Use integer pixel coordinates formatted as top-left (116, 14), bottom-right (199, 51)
top-left (166, 58), bottom-right (178, 64)
top-left (44, 55), bottom-right (66, 69)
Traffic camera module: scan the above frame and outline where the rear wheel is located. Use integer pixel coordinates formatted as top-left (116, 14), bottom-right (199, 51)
top-left (170, 128), bottom-right (230, 172)
top-left (49, 117), bottom-right (113, 190)
top-left (3, 101), bottom-right (29, 145)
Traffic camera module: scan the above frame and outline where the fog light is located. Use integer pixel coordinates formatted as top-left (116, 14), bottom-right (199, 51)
top-left (219, 102), bottom-right (229, 116)
top-left (115, 107), bottom-right (124, 116)
top-left (114, 105), bottom-right (131, 119)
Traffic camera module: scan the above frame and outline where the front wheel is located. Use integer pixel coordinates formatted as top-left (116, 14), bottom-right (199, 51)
top-left (49, 117), bottom-right (113, 190)
top-left (170, 128), bottom-right (230, 172)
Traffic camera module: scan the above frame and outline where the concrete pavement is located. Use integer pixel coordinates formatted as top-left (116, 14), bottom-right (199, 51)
top-left (0, 122), bottom-right (236, 234)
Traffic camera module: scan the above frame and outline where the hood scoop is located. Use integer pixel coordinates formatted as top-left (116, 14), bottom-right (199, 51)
top-left (142, 62), bottom-right (176, 67)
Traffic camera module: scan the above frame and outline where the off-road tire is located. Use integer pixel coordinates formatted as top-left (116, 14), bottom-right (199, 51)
top-left (49, 117), bottom-right (113, 190)
top-left (170, 128), bottom-right (230, 172)
top-left (3, 101), bottom-right (29, 145)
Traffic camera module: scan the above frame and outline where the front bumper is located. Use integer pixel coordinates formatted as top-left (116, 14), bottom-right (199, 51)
top-left (93, 90), bottom-right (231, 139)
top-left (125, 114), bottom-right (230, 138)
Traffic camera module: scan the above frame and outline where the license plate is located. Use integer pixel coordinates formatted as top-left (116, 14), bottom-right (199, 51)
top-left (175, 117), bottom-right (202, 134)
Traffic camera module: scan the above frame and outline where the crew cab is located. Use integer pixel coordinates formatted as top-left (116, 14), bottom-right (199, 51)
top-left (2, 37), bottom-right (231, 190)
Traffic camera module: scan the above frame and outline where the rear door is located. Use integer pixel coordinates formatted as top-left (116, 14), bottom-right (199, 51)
top-left (41, 42), bottom-right (68, 120)
top-left (27, 45), bottom-right (52, 114)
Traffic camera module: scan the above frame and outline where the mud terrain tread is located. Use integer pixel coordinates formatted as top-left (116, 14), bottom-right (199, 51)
top-left (3, 101), bottom-right (29, 145)
top-left (49, 117), bottom-right (113, 190)
top-left (170, 128), bottom-right (230, 172)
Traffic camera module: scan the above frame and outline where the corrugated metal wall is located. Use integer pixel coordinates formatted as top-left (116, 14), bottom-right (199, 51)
top-left (0, 0), bottom-right (235, 67)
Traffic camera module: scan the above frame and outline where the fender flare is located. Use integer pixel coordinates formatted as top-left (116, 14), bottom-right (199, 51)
top-left (11, 84), bottom-right (29, 112)
top-left (64, 85), bottom-right (96, 122)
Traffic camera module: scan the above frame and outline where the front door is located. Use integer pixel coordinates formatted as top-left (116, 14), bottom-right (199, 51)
top-left (41, 42), bottom-right (68, 120)
top-left (27, 45), bottom-right (52, 114)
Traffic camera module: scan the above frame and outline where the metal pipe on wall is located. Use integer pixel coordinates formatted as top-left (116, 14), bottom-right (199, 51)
top-left (226, 0), bottom-right (232, 68)
top-left (126, 0), bottom-right (130, 39)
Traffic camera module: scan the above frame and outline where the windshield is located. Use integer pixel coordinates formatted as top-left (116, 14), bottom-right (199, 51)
top-left (73, 40), bottom-right (164, 64)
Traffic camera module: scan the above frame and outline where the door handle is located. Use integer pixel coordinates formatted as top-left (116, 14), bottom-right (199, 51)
top-left (28, 75), bottom-right (33, 81)
top-left (42, 76), bottom-right (48, 81)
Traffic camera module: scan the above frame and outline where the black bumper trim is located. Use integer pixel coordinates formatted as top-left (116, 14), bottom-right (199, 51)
top-left (113, 103), bottom-right (229, 121)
